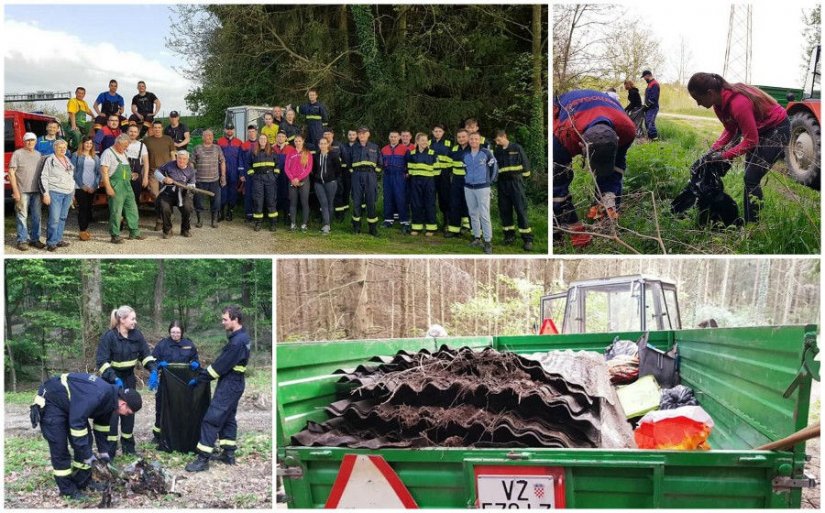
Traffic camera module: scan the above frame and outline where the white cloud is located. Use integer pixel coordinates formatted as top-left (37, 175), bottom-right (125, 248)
top-left (4, 19), bottom-right (195, 115)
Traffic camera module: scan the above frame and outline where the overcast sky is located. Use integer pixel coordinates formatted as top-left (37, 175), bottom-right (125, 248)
top-left (4, 3), bottom-right (194, 115)
top-left (605, 1), bottom-right (818, 88)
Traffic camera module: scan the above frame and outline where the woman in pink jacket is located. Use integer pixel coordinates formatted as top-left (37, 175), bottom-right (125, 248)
top-left (688, 72), bottom-right (790, 223)
top-left (284, 134), bottom-right (314, 231)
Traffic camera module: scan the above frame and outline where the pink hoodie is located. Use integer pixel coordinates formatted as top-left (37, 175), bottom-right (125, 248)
top-left (712, 87), bottom-right (787, 159)
top-left (284, 151), bottom-right (313, 182)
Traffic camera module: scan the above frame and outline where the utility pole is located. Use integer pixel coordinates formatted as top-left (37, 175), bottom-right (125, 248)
top-left (723, 5), bottom-right (753, 83)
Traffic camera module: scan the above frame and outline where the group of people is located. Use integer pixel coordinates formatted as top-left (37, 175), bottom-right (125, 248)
top-left (553, 69), bottom-right (790, 248)
top-left (9, 82), bottom-right (536, 253)
top-left (30, 305), bottom-right (252, 500)
top-left (606, 70), bottom-right (661, 140)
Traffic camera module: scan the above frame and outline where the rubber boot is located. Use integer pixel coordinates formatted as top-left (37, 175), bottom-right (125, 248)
top-left (503, 231), bottom-right (516, 245)
top-left (368, 223), bottom-right (378, 237)
top-left (269, 219), bottom-right (277, 232)
top-left (352, 221), bottom-right (361, 234)
top-left (195, 211), bottom-right (202, 228)
top-left (185, 453), bottom-right (210, 472)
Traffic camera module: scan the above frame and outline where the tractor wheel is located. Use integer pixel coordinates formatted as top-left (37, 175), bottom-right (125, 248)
top-left (786, 110), bottom-right (821, 190)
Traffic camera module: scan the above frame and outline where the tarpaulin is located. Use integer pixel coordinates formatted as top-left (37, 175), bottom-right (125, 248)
top-left (158, 366), bottom-right (210, 453)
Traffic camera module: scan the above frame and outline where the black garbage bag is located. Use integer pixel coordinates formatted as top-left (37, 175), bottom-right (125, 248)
top-left (671, 153), bottom-right (742, 227)
top-left (660, 385), bottom-right (699, 410)
top-left (158, 366), bottom-right (210, 453)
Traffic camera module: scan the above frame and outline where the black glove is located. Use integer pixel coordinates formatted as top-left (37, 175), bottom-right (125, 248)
top-left (706, 150), bottom-right (725, 162)
top-left (30, 404), bottom-right (42, 428)
top-left (101, 367), bottom-right (117, 384)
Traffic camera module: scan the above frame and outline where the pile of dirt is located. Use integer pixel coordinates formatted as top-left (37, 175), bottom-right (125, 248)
top-left (292, 346), bottom-right (635, 449)
top-left (91, 458), bottom-right (180, 508)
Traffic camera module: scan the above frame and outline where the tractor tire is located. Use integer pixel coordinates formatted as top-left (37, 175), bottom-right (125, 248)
top-left (786, 110), bottom-right (821, 190)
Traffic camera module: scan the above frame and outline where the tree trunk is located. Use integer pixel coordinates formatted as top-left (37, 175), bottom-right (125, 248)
top-left (426, 259), bottom-right (432, 327)
top-left (782, 259), bottom-right (798, 324)
top-left (153, 260), bottom-right (165, 332)
top-left (80, 260), bottom-right (103, 372)
top-left (4, 265), bottom-right (17, 393)
top-left (348, 260), bottom-right (370, 338)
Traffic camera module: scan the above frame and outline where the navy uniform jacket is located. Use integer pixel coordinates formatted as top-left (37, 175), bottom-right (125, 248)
top-left (428, 136), bottom-right (453, 172)
top-left (494, 142), bottom-right (531, 179)
top-left (349, 142), bottom-right (381, 173)
top-left (449, 144), bottom-right (472, 177)
top-left (152, 337), bottom-right (199, 365)
top-left (40, 373), bottom-right (119, 461)
top-left (96, 328), bottom-right (157, 383)
top-left (200, 327), bottom-right (251, 383)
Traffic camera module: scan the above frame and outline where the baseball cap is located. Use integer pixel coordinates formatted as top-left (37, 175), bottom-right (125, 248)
top-left (641, 70), bottom-right (652, 78)
top-left (23, 132), bottom-right (37, 141)
top-left (119, 388), bottom-right (143, 412)
top-left (169, 111), bottom-right (180, 118)
top-left (582, 124), bottom-right (619, 177)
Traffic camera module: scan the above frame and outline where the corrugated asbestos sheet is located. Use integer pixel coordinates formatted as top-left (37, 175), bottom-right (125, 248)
top-left (292, 346), bottom-right (635, 449)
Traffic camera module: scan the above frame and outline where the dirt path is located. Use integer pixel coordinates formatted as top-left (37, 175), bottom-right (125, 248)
top-left (5, 391), bottom-right (272, 509)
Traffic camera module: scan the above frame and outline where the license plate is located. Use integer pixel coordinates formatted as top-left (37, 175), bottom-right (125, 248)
top-left (477, 474), bottom-right (555, 509)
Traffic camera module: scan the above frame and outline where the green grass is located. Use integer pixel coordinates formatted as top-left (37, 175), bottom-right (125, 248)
top-left (5, 391), bottom-right (35, 405)
top-left (557, 118), bottom-right (821, 254)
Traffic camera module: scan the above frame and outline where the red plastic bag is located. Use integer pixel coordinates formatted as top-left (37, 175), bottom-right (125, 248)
top-left (634, 405), bottom-right (714, 450)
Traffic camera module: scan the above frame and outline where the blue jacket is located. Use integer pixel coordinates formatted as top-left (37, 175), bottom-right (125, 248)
top-left (71, 154), bottom-right (101, 189)
top-left (644, 79), bottom-right (660, 109)
top-left (463, 148), bottom-right (498, 188)
top-left (57, 373), bottom-right (119, 461)
top-left (96, 328), bottom-right (157, 383)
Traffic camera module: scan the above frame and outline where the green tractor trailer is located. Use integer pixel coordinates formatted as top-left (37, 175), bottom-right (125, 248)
top-left (277, 325), bottom-right (819, 508)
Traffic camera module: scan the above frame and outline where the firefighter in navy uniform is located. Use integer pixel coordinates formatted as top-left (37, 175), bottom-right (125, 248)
top-left (151, 320), bottom-right (200, 444)
top-left (445, 129), bottom-right (472, 237)
top-left (493, 129), bottom-right (534, 251)
top-left (30, 373), bottom-right (142, 499)
top-left (334, 129), bottom-right (357, 221)
top-left (407, 133), bottom-right (441, 236)
top-left (349, 127), bottom-right (382, 236)
top-left (294, 89), bottom-right (330, 147)
top-left (185, 305), bottom-right (251, 472)
top-left (95, 305), bottom-right (157, 457)
top-left (429, 125), bottom-right (453, 229)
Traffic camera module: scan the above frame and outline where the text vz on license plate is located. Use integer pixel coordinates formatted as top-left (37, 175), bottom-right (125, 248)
top-left (477, 475), bottom-right (555, 509)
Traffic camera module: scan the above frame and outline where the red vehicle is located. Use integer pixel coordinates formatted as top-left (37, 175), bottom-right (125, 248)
top-left (4, 110), bottom-right (61, 207)
top-left (786, 45), bottom-right (821, 190)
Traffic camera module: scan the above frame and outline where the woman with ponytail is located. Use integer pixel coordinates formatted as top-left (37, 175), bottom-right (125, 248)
top-left (687, 72), bottom-right (790, 222)
top-left (95, 305), bottom-right (157, 459)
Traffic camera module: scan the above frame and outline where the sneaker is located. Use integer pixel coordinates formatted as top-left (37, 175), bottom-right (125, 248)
top-left (46, 245), bottom-right (58, 252)
top-left (181, 231), bottom-right (192, 238)
top-left (16, 242), bottom-right (29, 251)
top-left (483, 241), bottom-right (493, 254)
top-left (111, 236), bottom-right (125, 244)
top-left (29, 240), bottom-right (46, 249)
top-left (469, 237), bottom-right (482, 247)
top-left (321, 225), bottom-right (330, 235)
top-left (56, 241), bottom-right (70, 248)
top-left (78, 231), bottom-right (91, 241)
top-left (300, 224), bottom-right (307, 233)
top-left (128, 234), bottom-right (147, 240)
top-left (410, 230), bottom-right (419, 236)
top-left (290, 224), bottom-right (297, 231)
top-left (425, 231), bottom-right (434, 237)
top-left (444, 231), bottom-right (458, 239)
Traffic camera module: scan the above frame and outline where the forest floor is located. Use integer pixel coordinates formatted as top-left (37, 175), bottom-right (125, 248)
top-left (555, 117), bottom-right (821, 254)
top-left (4, 369), bottom-right (272, 509)
top-left (4, 196), bottom-right (548, 256)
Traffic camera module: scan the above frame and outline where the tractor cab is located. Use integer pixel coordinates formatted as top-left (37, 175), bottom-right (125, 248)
top-left (539, 275), bottom-right (682, 335)
top-left (224, 106), bottom-right (273, 142)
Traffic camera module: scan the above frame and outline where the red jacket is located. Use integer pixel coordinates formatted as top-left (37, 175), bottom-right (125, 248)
top-left (712, 88), bottom-right (787, 159)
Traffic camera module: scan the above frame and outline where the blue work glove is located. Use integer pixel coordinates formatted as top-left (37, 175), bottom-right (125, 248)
top-left (187, 378), bottom-right (199, 388)
top-left (157, 361), bottom-right (169, 369)
top-left (148, 369), bottom-right (159, 391)
top-left (189, 361), bottom-right (200, 371)
top-left (114, 378), bottom-right (124, 389)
